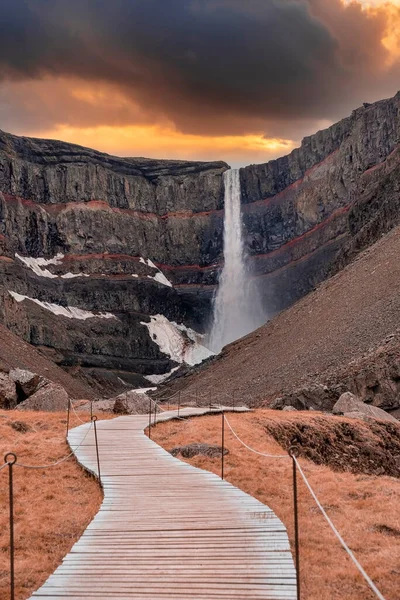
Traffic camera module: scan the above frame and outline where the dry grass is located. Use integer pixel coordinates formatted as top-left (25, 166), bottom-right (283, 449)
top-left (0, 409), bottom-right (107, 600)
top-left (152, 410), bottom-right (400, 600)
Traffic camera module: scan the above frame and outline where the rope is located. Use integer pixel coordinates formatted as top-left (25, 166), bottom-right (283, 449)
top-left (294, 457), bottom-right (387, 600)
top-left (0, 463), bottom-right (8, 472)
top-left (70, 400), bottom-right (87, 424)
top-left (224, 415), bottom-right (288, 459)
top-left (15, 422), bottom-right (93, 470)
top-left (151, 398), bottom-right (167, 413)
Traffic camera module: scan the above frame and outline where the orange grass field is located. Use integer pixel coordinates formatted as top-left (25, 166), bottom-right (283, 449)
top-left (153, 410), bottom-right (400, 600)
top-left (0, 409), bottom-right (105, 600)
top-left (0, 408), bottom-right (399, 600)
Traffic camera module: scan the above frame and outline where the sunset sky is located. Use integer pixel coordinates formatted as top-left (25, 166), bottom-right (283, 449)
top-left (0, 0), bottom-right (399, 166)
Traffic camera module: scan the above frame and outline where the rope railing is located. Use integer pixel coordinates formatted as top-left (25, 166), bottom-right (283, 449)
top-left (14, 421), bottom-right (93, 470)
top-left (224, 414), bottom-right (289, 459)
top-left (3, 402), bottom-right (99, 600)
top-left (294, 456), bottom-right (387, 600)
top-left (1, 401), bottom-right (389, 600)
top-left (70, 399), bottom-right (89, 424)
top-left (220, 413), bottom-right (388, 600)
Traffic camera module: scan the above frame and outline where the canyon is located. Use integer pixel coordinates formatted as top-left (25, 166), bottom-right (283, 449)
top-left (0, 92), bottom-right (399, 393)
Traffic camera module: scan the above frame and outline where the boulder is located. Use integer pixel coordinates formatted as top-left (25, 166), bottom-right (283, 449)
top-left (333, 392), bottom-right (398, 423)
top-left (170, 443), bottom-right (229, 459)
top-left (9, 368), bottom-right (42, 398)
top-left (16, 383), bottom-right (70, 412)
top-left (282, 406), bottom-right (297, 412)
top-left (0, 372), bottom-right (17, 409)
top-left (113, 391), bottom-right (153, 415)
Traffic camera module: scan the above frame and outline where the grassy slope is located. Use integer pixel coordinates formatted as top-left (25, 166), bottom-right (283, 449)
top-left (159, 226), bottom-right (400, 406)
top-left (0, 409), bottom-right (103, 599)
top-left (152, 410), bottom-right (400, 600)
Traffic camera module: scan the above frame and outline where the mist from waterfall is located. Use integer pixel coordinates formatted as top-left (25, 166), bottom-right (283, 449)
top-left (209, 168), bottom-right (266, 353)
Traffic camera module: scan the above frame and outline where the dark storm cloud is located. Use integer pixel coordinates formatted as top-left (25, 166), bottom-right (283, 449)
top-left (0, 0), bottom-right (398, 136)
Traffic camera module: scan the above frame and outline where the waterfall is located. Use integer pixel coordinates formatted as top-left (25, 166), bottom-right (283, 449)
top-left (209, 168), bottom-right (266, 352)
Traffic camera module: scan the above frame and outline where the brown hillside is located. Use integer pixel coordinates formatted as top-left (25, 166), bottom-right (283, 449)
top-left (152, 411), bottom-right (400, 600)
top-left (0, 409), bottom-right (103, 600)
top-left (159, 225), bottom-right (400, 406)
top-left (0, 324), bottom-right (94, 399)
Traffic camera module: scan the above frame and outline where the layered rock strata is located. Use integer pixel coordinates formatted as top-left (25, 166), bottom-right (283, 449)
top-left (0, 92), bottom-right (398, 389)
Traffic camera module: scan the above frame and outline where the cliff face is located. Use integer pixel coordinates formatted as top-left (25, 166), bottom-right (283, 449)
top-left (0, 92), bottom-right (398, 392)
top-left (239, 92), bottom-right (400, 311)
top-left (0, 137), bottom-right (227, 392)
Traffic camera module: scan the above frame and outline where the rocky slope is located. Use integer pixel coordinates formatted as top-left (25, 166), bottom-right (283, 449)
top-left (0, 92), bottom-right (398, 390)
top-left (156, 225), bottom-right (400, 416)
top-left (0, 322), bottom-right (93, 399)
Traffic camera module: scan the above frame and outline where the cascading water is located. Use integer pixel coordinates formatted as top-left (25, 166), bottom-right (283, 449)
top-left (209, 168), bottom-right (266, 352)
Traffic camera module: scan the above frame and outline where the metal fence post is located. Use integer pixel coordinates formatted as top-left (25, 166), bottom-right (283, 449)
top-left (90, 401), bottom-right (93, 419)
top-left (153, 401), bottom-right (157, 427)
top-left (289, 446), bottom-right (301, 600)
top-left (148, 397), bottom-right (152, 439)
top-left (221, 413), bottom-right (225, 480)
top-left (4, 452), bottom-right (17, 600)
top-left (91, 416), bottom-right (101, 486)
top-left (177, 391), bottom-right (181, 418)
top-left (66, 398), bottom-right (71, 437)
top-left (209, 390), bottom-right (212, 411)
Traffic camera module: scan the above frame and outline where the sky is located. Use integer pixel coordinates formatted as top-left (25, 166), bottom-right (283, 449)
top-left (0, 0), bottom-right (399, 167)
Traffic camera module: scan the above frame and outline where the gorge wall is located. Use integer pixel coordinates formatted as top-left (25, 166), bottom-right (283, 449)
top-left (0, 92), bottom-right (398, 394)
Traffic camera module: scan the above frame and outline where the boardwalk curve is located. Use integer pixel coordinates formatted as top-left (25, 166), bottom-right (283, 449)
top-left (31, 407), bottom-right (297, 599)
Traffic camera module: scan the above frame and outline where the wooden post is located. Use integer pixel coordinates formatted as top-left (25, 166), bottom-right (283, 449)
top-left (221, 413), bottom-right (225, 480)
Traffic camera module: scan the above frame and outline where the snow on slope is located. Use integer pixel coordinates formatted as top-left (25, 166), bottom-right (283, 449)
top-left (9, 291), bottom-right (116, 320)
top-left (141, 314), bottom-right (214, 369)
top-left (140, 257), bottom-right (172, 287)
top-left (15, 253), bottom-right (89, 279)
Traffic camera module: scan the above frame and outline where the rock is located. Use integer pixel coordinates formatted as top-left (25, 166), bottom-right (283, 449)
top-left (16, 383), bottom-right (70, 412)
top-left (333, 392), bottom-right (398, 423)
top-left (113, 397), bottom-right (131, 415)
top-left (270, 397), bottom-right (285, 410)
top-left (282, 406), bottom-right (297, 411)
top-left (9, 368), bottom-right (42, 399)
top-left (10, 420), bottom-right (32, 433)
top-left (0, 373), bottom-right (17, 409)
top-left (170, 443), bottom-right (229, 459)
top-left (274, 383), bottom-right (340, 412)
top-left (113, 391), bottom-right (155, 415)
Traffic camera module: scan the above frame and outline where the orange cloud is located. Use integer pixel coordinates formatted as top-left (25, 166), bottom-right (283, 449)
top-left (38, 123), bottom-right (296, 167)
top-left (342, 0), bottom-right (400, 63)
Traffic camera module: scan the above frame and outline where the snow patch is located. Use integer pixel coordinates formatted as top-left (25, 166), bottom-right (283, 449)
top-left (61, 272), bottom-right (90, 279)
top-left (141, 314), bottom-right (214, 367)
top-left (16, 253), bottom-right (89, 280)
top-left (145, 366), bottom-right (180, 385)
top-left (134, 387), bottom-right (158, 394)
top-left (148, 272), bottom-right (172, 287)
top-left (140, 257), bottom-right (172, 287)
top-left (9, 291), bottom-right (116, 321)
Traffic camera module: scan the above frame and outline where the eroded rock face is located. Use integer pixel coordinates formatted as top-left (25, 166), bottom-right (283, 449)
top-left (9, 368), bottom-right (42, 398)
top-left (0, 93), bottom-right (399, 389)
top-left (0, 372), bottom-right (17, 409)
top-left (16, 382), bottom-right (70, 412)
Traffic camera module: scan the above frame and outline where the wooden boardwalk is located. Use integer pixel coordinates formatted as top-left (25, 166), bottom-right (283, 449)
top-left (31, 407), bottom-right (297, 599)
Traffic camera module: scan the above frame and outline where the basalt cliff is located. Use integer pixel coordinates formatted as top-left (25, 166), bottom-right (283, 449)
top-left (0, 92), bottom-right (399, 394)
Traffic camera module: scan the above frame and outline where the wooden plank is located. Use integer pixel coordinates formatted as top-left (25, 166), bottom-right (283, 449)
top-left (29, 406), bottom-right (296, 599)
